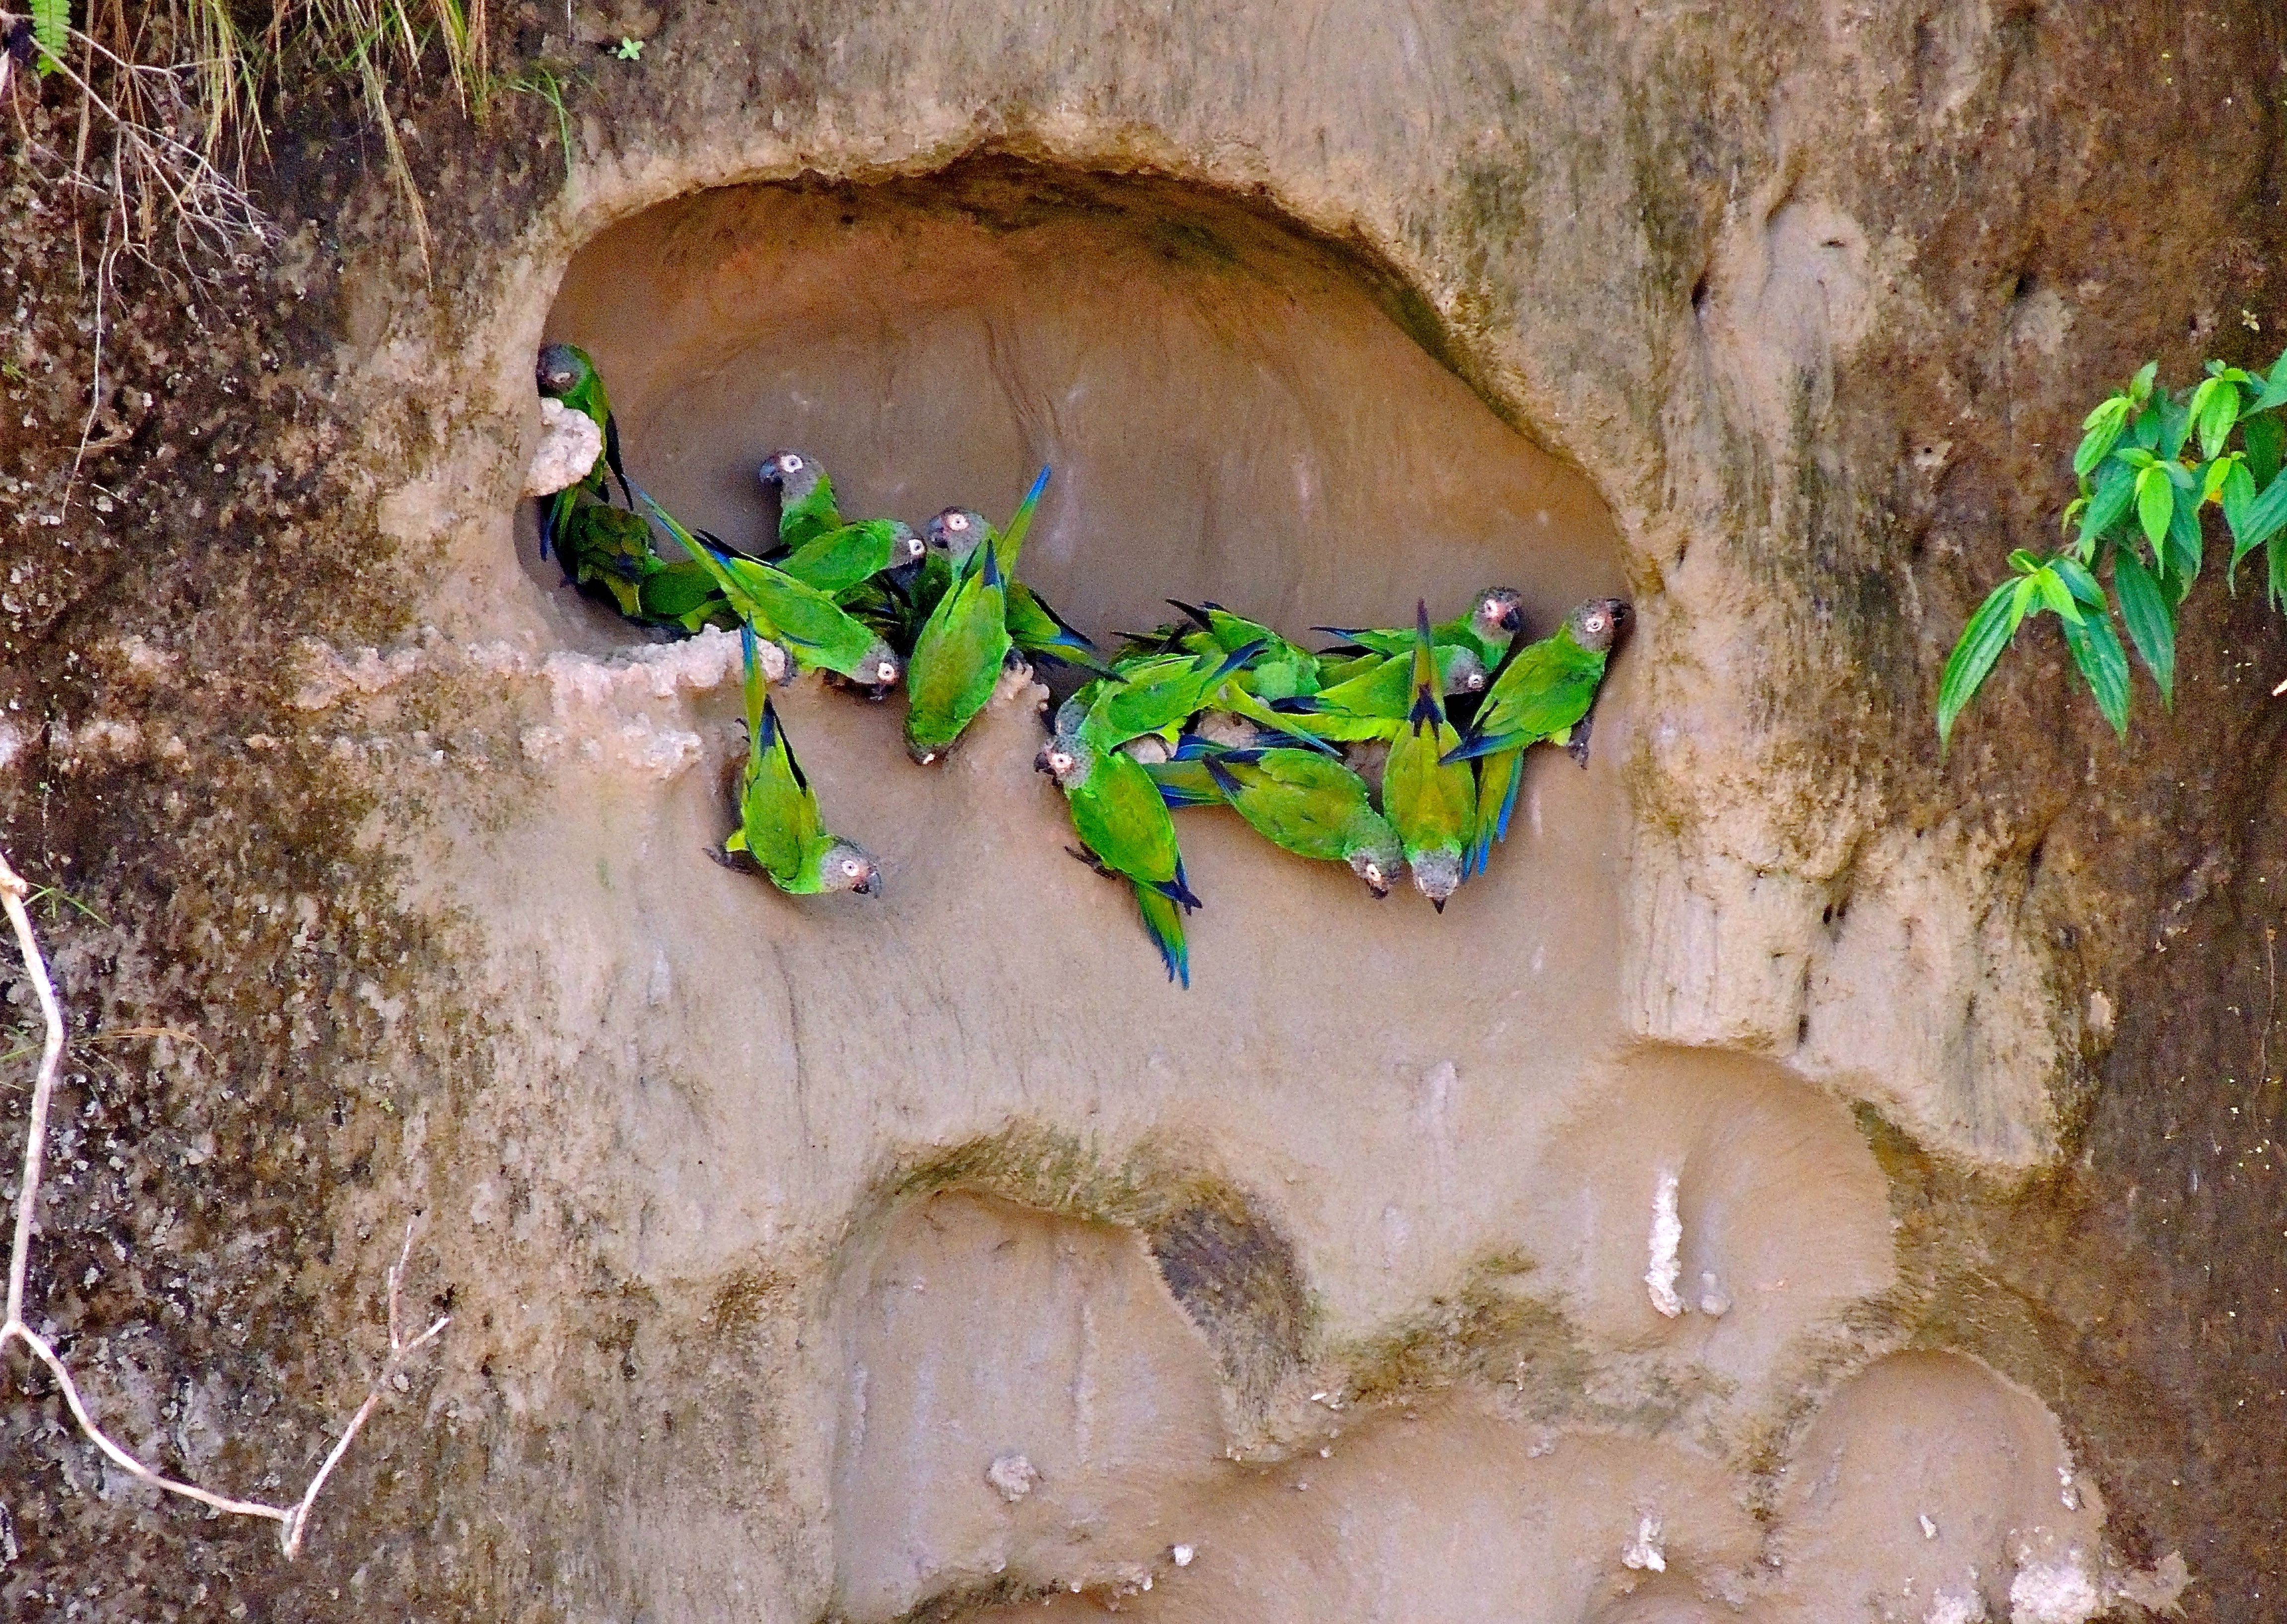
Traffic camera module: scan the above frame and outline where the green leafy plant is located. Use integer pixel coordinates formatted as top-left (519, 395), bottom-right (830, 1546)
top-left (1939, 354), bottom-right (2287, 748)
top-left (29, 0), bottom-right (66, 72)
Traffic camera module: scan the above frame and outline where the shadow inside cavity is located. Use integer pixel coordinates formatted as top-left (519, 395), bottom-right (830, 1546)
top-left (535, 160), bottom-right (1624, 653)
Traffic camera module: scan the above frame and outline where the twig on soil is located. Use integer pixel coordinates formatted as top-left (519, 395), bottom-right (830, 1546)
top-left (0, 846), bottom-right (446, 1558)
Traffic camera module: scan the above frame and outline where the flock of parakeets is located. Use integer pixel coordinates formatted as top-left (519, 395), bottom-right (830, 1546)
top-left (535, 343), bottom-right (1631, 987)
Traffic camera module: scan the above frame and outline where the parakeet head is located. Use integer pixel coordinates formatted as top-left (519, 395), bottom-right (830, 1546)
top-left (1051, 692), bottom-right (1088, 740)
top-left (1443, 647), bottom-right (1488, 696)
top-left (861, 641), bottom-right (904, 692)
top-left (819, 840), bottom-right (881, 896)
top-left (1472, 587), bottom-right (1528, 642)
top-left (1411, 848), bottom-right (1464, 910)
top-left (1034, 732), bottom-right (1096, 787)
top-left (757, 450), bottom-right (825, 502)
top-left (1348, 839), bottom-right (1403, 899)
top-left (887, 521), bottom-right (926, 566)
top-left (927, 507), bottom-right (988, 564)
top-left (1566, 597), bottom-right (1633, 652)
top-left (535, 343), bottom-right (595, 399)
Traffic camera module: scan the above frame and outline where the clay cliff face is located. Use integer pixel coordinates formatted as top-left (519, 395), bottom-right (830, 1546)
top-left (0, 2), bottom-right (2284, 1621)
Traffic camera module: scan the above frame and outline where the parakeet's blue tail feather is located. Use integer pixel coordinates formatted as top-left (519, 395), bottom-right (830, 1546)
top-left (1470, 749), bottom-right (1523, 876)
top-left (1024, 465), bottom-right (1052, 506)
top-left (1495, 749), bottom-right (1525, 843)
top-left (1210, 639), bottom-right (1270, 682)
top-left (1267, 695), bottom-right (1325, 715)
top-left (1443, 726), bottom-right (1526, 765)
top-left (1202, 755), bottom-right (1245, 801)
top-left (1133, 882), bottom-right (1191, 989)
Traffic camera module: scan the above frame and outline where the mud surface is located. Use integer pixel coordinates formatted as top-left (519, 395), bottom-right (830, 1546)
top-left (0, 1), bottom-right (2285, 1621)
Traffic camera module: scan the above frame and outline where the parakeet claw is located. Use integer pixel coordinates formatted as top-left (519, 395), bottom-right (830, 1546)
top-left (1063, 845), bottom-right (1119, 880)
top-left (1566, 713), bottom-right (1595, 767)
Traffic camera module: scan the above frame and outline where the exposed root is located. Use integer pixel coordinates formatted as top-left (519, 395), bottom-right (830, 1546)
top-left (0, 847), bottom-right (447, 1559)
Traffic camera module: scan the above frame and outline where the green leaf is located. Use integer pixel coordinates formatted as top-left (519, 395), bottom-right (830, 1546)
top-left (2006, 574), bottom-right (2041, 634)
top-left (2271, 527), bottom-right (2287, 612)
top-left (2236, 461), bottom-right (2287, 558)
top-left (2159, 393), bottom-right (2194, 459)
top-left (2225, 458), bottom-right (2262, 586)
top-left (2060, 605), bottom-right (2132, 739)
top-left (2008, 548), bottom-right (2043, 574)
top-left (2252, 346), bottom-right (2287, 414)
top-left (2130, 361), bottom-right (2159, 405)
top-left (2074, 396), bottom-right (2132, 477)
top-left (2198, 381), bottom-right (2242, 459)
top-left (2033, 567), bottom-right (2084, 624)
top-left (31, 0), bottom-right (67, 73)
top-left (1937, 581), bottom-right (2024, 750)
top-left (2113, 549), bottom-right (2176, 707)
top-left (2051, 554), bottom-right (2105, 606)
top-left (2129, 401), bottom-right (2163, 452)
top-left (2137, 463), bottom-right (2175, 553)
top-left (2080, 459), bottom-right (2138, 545)
top-left (2246, 412), bottom-right (2284, 489)
top-left (2202, 455), bottom-right (2236, 504)
top-left (2165, 483), bottom-right (2203, 597)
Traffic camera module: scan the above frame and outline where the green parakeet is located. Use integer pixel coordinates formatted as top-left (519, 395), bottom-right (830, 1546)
top-left (1311, 587), bottom-right (1527, 670)
top-left (1264, 642), bottom-right (1489, 743)
top-left (1383, 602), bottom-right (1478, 910)
top-left (724, 628), bottom-right (882, 897)
top-left (554, 497), bottom-right (663, 617)
top-left (1036, 728), bottom-right (1201, 986)
top-left (1146, 740), bottom-right (1403, 897)
top-left (903, 470), bottom-right (1050, 764)
top-left (758, 449), bottom-right (844, 553)
top-left (1443, 597), bottom-right (1629, 876)
top-left (1006, 580), bottom-right (1119, 677)
top-left (643, 494), bottom-right (903, 689)
top-left (1077, 641), bottom-right (1264, 752)
top-left (775, 518), bottom-right (926, 595)
top-left (535, 343), bottom-right (632, 562)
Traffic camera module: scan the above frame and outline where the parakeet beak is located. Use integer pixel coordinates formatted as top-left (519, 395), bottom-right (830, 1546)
top-left (1499, 604), bottom-right (1525, 633)
top-left (1431, 897), bottom-right (1447, 913)
top-left (854, 871), bottom-right (880, 897)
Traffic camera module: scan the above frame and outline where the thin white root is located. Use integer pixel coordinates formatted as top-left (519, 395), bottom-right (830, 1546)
top-left (0, 848), bottom-right (446, 1558)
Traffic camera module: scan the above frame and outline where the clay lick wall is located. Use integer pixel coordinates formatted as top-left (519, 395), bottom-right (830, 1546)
top-left (359, 165), bottom-right (2155, 1623)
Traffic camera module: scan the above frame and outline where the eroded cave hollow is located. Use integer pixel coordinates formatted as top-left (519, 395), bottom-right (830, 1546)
top-left (394, 164), bottom-right (2114, 1623)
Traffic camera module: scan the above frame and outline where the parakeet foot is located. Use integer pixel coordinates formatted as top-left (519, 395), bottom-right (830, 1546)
top-left (1566, 712), bottom-right (1596, 768)
top-left (1063, 845), bottom-right (1121, 880)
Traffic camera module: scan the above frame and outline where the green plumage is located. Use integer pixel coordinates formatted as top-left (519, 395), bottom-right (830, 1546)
top-left (1040, 732), bottom-right (1199, 986)
top-left (1382, 603), bottom-right (1477, 909)
top-left (725, 646), bottom-right (879, 896)
top-left (1313, 588), bottom-right (1525, 671)
top-left (647, 497), bottom-right (899, 685)
top-left (772, 461), bottom-right (844, 552)
top-left (1266, 643), bottom-right (1486, 743)
top-left (775, 519), bottom-right (922, 596)
top-left (1444, 598), bottom-right (1626, 877)
top-left (554, 499), bottom-right (663, 617)
top-left (904, 541), bottom-right (1012, 761)
top-left (904, 473), bottom-right (1050, 762)
top-left (1150, 744), bottom-right (1402, 896)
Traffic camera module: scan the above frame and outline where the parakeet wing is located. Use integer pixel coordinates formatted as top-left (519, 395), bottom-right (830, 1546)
top-left (906, 542), bottom-right (1013, 748)
top-left (1451, 636), bottom-right (1609, 759)
top-left (777, 519), bottom-right (900, 594)
top-left (1072, 751), bottom-right (1187, 895)
top-left (739, 691), bottom-right (823, 882)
